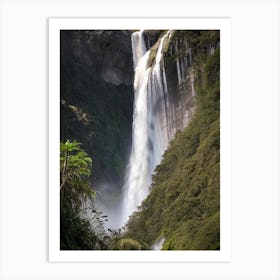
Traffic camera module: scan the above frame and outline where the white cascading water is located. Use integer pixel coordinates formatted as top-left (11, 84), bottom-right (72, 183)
top-left (121, 30), bottom-right (173, 227)
top-left (151, 237), bottom-right (165, 250)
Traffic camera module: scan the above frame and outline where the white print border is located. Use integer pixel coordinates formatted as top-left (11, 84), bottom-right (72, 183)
top-left (49, 17), bottom-right (231, 262)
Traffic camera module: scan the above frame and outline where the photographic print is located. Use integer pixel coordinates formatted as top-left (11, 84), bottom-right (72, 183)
top-left (49, 18), bottom-right (231, 261)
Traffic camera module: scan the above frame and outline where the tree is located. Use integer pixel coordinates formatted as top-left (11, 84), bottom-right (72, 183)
top-left (60, 140), bottom-right (122, 250)
top-left (60, 140), bottom-right (95, 212)
top-left (60, 140), bottom-right (107, 250)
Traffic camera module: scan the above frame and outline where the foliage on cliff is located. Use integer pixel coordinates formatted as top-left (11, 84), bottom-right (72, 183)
top-left (124, 30), bottom-right (220, 250)
top-left (113, 238), bottom-right (149, 250)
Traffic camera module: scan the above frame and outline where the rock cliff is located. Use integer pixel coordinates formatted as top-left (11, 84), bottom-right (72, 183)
top-left (60, 30), bottom-right (134, 191)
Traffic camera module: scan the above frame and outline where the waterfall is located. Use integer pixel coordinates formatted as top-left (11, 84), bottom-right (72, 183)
top-left (120, 30), bottom-right (151, 226)
top-left (119, 30), bottom-right (195, 229)
top-left (147, 30), bottom-right (173, 177)
top-left (120, 30), bottom-right (173, 226)
top-left (151, 237), bottom-right (165, 250)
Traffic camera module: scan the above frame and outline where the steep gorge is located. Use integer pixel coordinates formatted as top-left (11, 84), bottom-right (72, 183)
top-left (60, 30), bottom-right (220, 250)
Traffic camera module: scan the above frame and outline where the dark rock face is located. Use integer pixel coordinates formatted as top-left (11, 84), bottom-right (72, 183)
top-left (60, 30), bottom-right (134, 191)
top-left (61, 30), bottom-right (134, 86)
top-left (87, 30), bottom-right (134, 86)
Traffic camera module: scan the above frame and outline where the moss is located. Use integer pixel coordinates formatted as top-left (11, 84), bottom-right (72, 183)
top-left (147, 39), bottom-right (160, 68)
top-left (162, 237), bottom-right (177, 250)
top-left (146, 30), bottom-right (168, 68)
top-left (114, 238), bottom-right (148, 250)
top-left (191, 211), bottom-right (220, 250)
top-left (205, 48), bottom-right (220, 86)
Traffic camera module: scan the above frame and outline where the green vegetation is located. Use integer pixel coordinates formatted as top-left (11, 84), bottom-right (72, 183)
top-left (113, 238), bottom-right (148, 250)
top-left (124, 30), bottom-right (220, 250)
top-left (145, 30), bottom-right (165, 68)
top-left (60, 140), bottom-right (94, 208)
top-left (60, 140), bottom-right (107, 250)
top-left (147, 38), bottom-right (161, 68)
top-left (60, 140), bottom-right (129, 250)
